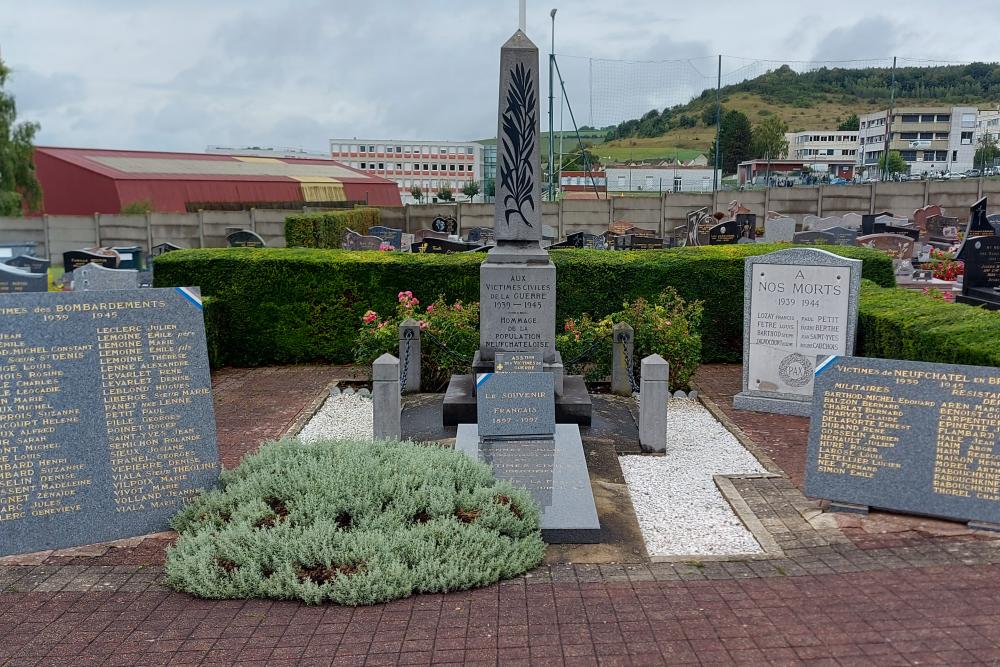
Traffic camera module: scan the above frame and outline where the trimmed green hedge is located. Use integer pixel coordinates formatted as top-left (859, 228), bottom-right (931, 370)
top-left (155, 244), bottom-right (893, 367)
top-left (858, 282), bottom-right (1000, 366)
top-left (285, 208), bottom-right (381, 247)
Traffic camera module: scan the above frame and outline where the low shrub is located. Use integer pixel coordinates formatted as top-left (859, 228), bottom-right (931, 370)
top-left (558, 286), bottom-right (703, 390)
top-left (285, 208), bottom-right (381, 248)
top-left (857, 281), bottom-right (1000, 367)
top-left (153, 244), bottom-right (893, 367)
top-left (355, 291), bottom-right (479, 391)
top-left (165, 439), bottom-right (544, 605)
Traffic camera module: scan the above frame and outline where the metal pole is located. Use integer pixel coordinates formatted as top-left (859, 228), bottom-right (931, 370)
top-left (552, 56), bottom-right (601, 198)
top-left (548, 8), bottom-right (557, 202)
top-left (713, 54), bottom-right (721, 192)
top-left (558, 84), bottom-right (564, 199)
top-left (882, 56), bottom-right (896, 181)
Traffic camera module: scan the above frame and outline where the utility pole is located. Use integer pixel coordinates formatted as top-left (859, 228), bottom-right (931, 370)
top-left (713, 54), bottom-right (722, 192)
top-left (881, 56), bottom-right (897, 181)
top-left (548, 8), bottom-right (557, 202)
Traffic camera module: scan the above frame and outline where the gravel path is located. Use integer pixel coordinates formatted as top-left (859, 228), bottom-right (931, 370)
top-left (296, 392), bottom-right (374, 442)
top-left (620, 399), bottom-right (767, 557)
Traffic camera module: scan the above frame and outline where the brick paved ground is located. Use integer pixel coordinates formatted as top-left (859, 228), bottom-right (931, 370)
top-left (5, 363), bottom-right (1000, 665)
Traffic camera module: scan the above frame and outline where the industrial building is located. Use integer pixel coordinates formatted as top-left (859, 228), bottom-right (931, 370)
top-left (33, 147), bottom-right (401, 214)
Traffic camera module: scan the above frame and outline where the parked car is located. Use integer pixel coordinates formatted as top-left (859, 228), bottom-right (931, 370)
top-left (907, 173), bottom-right (922, 181)
top-left (966, 169), bottom-right (981, 178)
top-left (947, 172), bottom-right (967, 180)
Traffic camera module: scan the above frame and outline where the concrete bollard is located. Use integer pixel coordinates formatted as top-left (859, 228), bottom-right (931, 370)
top-left (399, 318), bottom-right (421, 393)
top-left (639, 353), bottom-right (669, 453)
top-left (372, 353), bottom-right (401, 440)
top-left (611, 322), bottom-right (634, 396)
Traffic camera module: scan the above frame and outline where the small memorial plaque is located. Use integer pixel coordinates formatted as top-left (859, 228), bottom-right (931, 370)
top-left (708, 220), bottom-right (739, 245)
top-left (73, 263), bottom-right (141, 291)
top-left (0, 263), bottom-right (47, 293)
top-left (0, 287), bottom-right (220, 556)
top-left (476, 371), bottom-right (555, 439)
top-left (807, 356), bottom-right (1000, 525)
top-left (495, 350), bottom-right (543, 372)
top-left (63, 249), bottom-right (120, 274)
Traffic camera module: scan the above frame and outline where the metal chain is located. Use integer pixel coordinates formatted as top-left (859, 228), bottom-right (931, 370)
top-left (563, 334), bottom-right (609, 368)
top-left (618, 332), bottom-right (639, 393)
top-left (399, 330), bottom-right (412, 390)
top-left (420, 329), bottom-right (473, 369)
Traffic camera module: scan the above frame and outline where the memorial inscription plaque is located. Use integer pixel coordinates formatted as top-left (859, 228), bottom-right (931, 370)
top-left (0, 287), bottom-right (220, 556)
top-left (495, 350), bottom-right (543, 372)
top-left (480, 266), bottom-right (556, 359)
top-left (734, 248), bottom-right (862, 416)
top-left (807, 356), bottom-right (1000, 526)
top-left (476, 371), bottom-right (555, 440)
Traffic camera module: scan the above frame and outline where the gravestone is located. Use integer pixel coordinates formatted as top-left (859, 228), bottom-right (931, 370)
top-left (861, 214), bottom-right (887, 236)
top-left (414, 238), bottom-right (474, 254)
top-left (840, 213), bottom-right (863, 229)
top-left (5, 255), bottom-right (50, 274)
top-left (926, 215), bottom-right (961, 242)
top-left (73, 263), bottom-right (141, 291)
top-left (857, 233), bottom-right (916, 259)
top-left (884, 225), bottom-right (920, 242)
top-left (695, 214), bottom-right (718, 245)
top-left (806, 356), bottom-right (1000, 527)
top-left (964, 197), bottom-right (995, 240)
top-left (737, 213), bottom-right (757, 241)
top-left (112, 246), bottom-right (145, 270)
top-left (63, 248), bottom-right (120, 274)
top-left (431, 215), bottom-right (458, 234)
top-left (913, 204), bottom-right (943, 230)
top-left (495, 350), bottom-right (544, 372)
top-left (368, 226), bottom-right (403, 249)
top-left (809, 215), bottom-right (843, 232)
top-left (708, 220), bottom-right (739, 244)
top-left (151, 242), bottom-right (184, 257)
top-left (0, 242), bottom-right (37, 261)
top-left (824, 226), bottom-right (859, 246)
top-left (0, 263), bottom-right (47, 293)
top-left (0, 287), bottom-right (220, 556)
top-left (733, 248), bottom-right (862, 416)
top-left (763, 217), bottom-right (795, 243)
top-left (956, 235), bottom-right (1000, 310)
top-left (414, 229), bottom-right (450, 242)
top-left (793, 230), bottom-right (835, 245)
top-left (399, 233), bottom-right (415, 252)
top-left (226, 229), bottom-right (266, 247)
top-left (988, 214), bottom-right (1000, 236)
top-left (876, 214), bottom-right (908, 228)
top-left (466, 227), bottom-right (495, 244)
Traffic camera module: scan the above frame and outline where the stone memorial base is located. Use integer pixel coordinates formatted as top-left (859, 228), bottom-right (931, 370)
top-left (455, 423), bottom-right (601, 543)
top-left (733, 391), bottom-right (812, 417)
top-left (443, 374), bottom-right (592, 426)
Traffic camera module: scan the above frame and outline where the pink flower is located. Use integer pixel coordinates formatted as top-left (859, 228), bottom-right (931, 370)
top-left (397, 291), bottom-right (405, 300)
top-left (379, 242), bottom-right (392, 251)
top-left (410, 298), bottom-right (419, 307)
top-left (377, 321), bottom-right (386, 329)
top-left (362, 310), bottom-right (377, 325)
top-left (426, 304), bottom-right (435, 314)
top-left (453, 302), bottom-right (463, 311)
top-left (419, 320), bottom-right (429, 330)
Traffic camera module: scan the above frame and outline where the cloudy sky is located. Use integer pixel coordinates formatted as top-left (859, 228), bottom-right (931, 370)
top-left (4, 0), bottom-right (995, 153)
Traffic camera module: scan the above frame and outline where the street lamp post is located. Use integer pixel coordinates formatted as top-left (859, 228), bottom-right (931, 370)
top-left (548, 8), bottom-right (557, 202)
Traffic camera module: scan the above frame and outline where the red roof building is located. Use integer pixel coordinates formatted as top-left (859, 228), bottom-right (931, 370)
top-left (33, 147), bottom-right (402, 214)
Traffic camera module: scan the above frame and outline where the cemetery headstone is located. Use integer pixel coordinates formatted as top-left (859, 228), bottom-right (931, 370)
top-left (112, 246), bottom-right (145, 270)
top-left (956, 235), bottom-right (1000, 310)
top-left (840, 212), bottom-right (863, 230)
top-left (0, 242), bottom-right (37, 260)
top-left (988, 214), bottom-right (1000, 237)
top-left (0, 287), bottom-right (220, 556)
top-left (737, 213), bottom-right (757, 241)
top-left (708, 220), bottom-right (739, 244)
top-left (63, 248), bottom-right (120, 274)
top-left (926, 215), bottom-right (961, 242)
top-left (733, 248), bottom-right (862, 416)
top-left (793, 230), bottom-right (836, 245)
top-left (810, 216), bottom-right (844, 232)
top-left (476, 371), bottom-right (555, 439)
top-left (414, 238), bottom-right (474, 254)
top-left (861, 214), bottom-right (887, 236)
top-left (0, 263), bottom-right (48, 293)
top-left (399, 233), bottom-right (415, 252)
top-left (763, 217), bottom-right (795, 243)
top-left (226, 229), bottom-right (266, 247)
top-left (5, 255), bottom-right (50, 274)
top-left (857, 233), bottom-right (916, 260)
top-left (885, 225), bottom-right (920, 242)
top-left (913, 204), bottom-right (943, 230)
top-left (824, 226), bottom-right (859, 246)
top-left (73, 263), bottom-right (141, 291)
top-left (431, 215), bottom-right (458, 234)
top-left (368, 226), bottom-right (403, 249)
top-left (965, 197), bottom-right (995, 240)
top-left (806, 356), bottom-right (1000, 527)
top-left (151, 242), bottom-right (184, 257)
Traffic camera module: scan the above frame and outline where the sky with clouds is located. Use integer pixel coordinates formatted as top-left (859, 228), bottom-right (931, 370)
top-left (4, 0), bottom-right (996, 153)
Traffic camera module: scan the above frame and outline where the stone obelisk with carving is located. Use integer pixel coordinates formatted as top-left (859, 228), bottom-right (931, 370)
top-left (479, 29), bottom-right (557, 365)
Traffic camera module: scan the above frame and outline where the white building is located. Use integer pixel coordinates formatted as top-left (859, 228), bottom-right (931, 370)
top-left (785, 131), bottom-right (858, 161)
top-left (857, 106), bottom-right (979, 177)
top-left (604, 166), bottom-right (717, 193)
top-left (977, 109), bottom-right (1000, 142)
top-left (330, 139), bottom-right (483, 204)
top-left (205, 145), bottom-right (333, 160)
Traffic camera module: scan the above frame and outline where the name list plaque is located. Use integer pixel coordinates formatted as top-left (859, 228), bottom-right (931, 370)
top-left (0, 287), bottom-right (220, 556)
top-left (806, 356), bottom-right (1000, 525)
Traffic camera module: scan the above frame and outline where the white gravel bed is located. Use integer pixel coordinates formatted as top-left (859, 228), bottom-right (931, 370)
top-left (620, 399), bottom-right (767, 557)
top-left (296, 392), bottom-right (374, 442)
